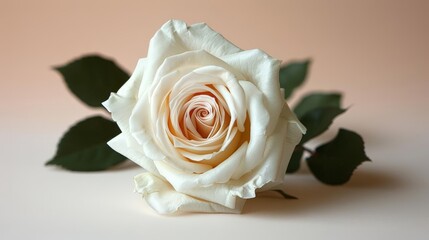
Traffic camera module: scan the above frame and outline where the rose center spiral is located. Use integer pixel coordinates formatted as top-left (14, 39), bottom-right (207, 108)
top-left (180, 94), bottom-right (221, 139)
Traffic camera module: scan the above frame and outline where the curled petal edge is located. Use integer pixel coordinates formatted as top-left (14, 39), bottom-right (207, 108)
top-left (135, 172), bottom-right (245, 214)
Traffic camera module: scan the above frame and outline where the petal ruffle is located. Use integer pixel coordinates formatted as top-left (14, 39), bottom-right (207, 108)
top-left (135, 172), bottom-right (245, 214)
top-left (139, 20), bottom-right (242, 97)
top-left (107, 133), bottom-right (158, 174)
top-left (222, 49), bottom-right (283, 135)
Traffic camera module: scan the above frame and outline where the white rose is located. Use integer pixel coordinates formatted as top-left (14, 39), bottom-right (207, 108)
top-left (103, 20), bottom-right (305, 214)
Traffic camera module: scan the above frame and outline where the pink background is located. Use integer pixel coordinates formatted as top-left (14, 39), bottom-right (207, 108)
top-left (1, 0), bottom-right (428, 239)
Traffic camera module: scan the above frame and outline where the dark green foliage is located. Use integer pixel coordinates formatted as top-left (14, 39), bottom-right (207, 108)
top-left (54, 55), bottom-right (129, 107)
top-left (306, 129), bottom-right (371, 185)
top-left (279, 60), bottom-right (310, 99)
top-left (286, 147), bottom-right (304, 173)
top-left (46, 116), bottom-right (126, 171)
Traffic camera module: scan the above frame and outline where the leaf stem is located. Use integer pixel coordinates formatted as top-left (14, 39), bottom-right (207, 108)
top-left (302, 146), bottom-right (315, 155)
top-left (272, 189), bottom-right (298, 199)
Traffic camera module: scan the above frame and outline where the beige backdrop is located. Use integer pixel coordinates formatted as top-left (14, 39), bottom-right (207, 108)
top-left (1, 0), bottom-right (428, 239)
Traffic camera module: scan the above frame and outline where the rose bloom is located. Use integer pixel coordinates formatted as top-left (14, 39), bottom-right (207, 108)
top-left (103, 20), bottom-right (305, 214)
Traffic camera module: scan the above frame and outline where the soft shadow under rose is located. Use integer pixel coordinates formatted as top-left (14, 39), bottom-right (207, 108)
top-left (103, 20), bottom-right (305, 214)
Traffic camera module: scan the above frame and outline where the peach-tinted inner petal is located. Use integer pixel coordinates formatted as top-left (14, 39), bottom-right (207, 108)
top-left (148, 63), bottom-right (251, 170)
top-left (164, 81), bottom-right (249, 167)
top-left (180, 93), bottom-right (224, 139)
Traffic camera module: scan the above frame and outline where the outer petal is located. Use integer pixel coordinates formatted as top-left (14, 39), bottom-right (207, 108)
top-left (221, 49), bottom-right (283, 135)
top-left (117, 58), bottom-right (146, 98)
top-left (154, 142), bottom-right (247, 190)
top-left (230, 80), bottom-right (270, 180)
top-left (139, 19), bottom-right (242, 97)
top-left (107, 133), bottom-right (158, 174)
top-left (148, 50), bottom-right (246, 122)
top-left (102, 93), bottom-right (134, 133)
top-left (102, 58), bottom-right (146, 132)
top-left (231, 102), bottom-right (305, 197)
top-left (134, 172), bottom-right (245, 214)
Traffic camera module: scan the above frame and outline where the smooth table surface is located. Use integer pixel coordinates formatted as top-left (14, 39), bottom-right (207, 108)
top-left (1, 1), bottom-right (428, 239)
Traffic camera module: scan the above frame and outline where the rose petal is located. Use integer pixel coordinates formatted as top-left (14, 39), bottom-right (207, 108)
top-left (102, 58), bottom-right (146, 132)
top-left (146, 51), bottom-right (248, 170)
top-left (102, 93), bottom-right (134, 133)
top-left (165, 104), bottom-right (304, 206)
top-left (178, 127), bottom-right (240, 164)
top-left (156, 84), bottom-right (304, 207)
top-left (231, 103), bottom-right (305, 197)
top-left (231, 81), bottom-right (269, 180)
top-left (140, 20), bottom-right (242, 98)
top-left (168, 66), bottom-right (246, 152)
top-left (222, 49), bottom-right (283, 135)
top-left (169, 83), bottom-right (228, 140)
top-left (107, 133), bottom-right (158, 174)
top-left (129, 92), bottom-right (213, 173)
top-left (154, 142), bottom-right (247, 195)
top-left (135, 172), bottom-right (244, 214)
top-left (117, 58), bottom-right (146, 98)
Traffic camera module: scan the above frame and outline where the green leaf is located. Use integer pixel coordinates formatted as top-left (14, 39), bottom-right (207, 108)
top-left (279, 60), bottom-right (311, 99)
top-left (300, 107), bottom-right (346, 143)
top-left (306, 128), bottom-right (371, 185)
top-left (293, 92), bottom-right (342, 119)
top-left (55, 55), bottom-right (130, 108)
top-left (286, 146), bottom-right (304, 173)
top-left (46, 116), bottom-right (126, 171)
